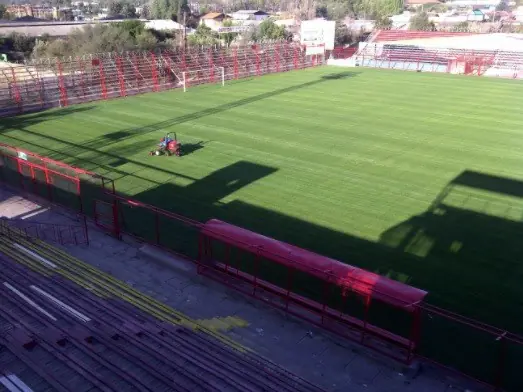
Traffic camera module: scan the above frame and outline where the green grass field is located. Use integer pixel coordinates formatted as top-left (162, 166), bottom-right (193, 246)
top-left (2, 67), bottom-right (523, 383)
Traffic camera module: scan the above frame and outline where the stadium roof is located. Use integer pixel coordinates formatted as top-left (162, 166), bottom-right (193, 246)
top-left (384, 33), bottom-right (523, 52)
top-left (201, 12), bottom-right (228, 20)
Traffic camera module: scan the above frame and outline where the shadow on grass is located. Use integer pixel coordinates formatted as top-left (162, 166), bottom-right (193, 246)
top-left (0, 106), bottom-right (95, 132)
top-left (181, 140), bottom-right (208, 156)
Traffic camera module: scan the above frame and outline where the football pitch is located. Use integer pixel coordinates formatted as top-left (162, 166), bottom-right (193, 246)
top-left (2, 67), bottom-right (523, 337)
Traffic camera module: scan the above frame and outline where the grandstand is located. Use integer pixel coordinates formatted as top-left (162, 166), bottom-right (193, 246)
top-left (330, 30), bottom-right (523, 79)
top-left (0, 219), bottom-right (325, 392)
top-left (0, 43), bottom-right (322, 117)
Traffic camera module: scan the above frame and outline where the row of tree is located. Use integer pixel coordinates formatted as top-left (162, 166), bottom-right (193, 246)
top-left (0, 17), bottom-right (290, 60)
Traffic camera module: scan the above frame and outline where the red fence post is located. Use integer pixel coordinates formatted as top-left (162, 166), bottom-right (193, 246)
top-left (10, 68), bottom-right (22, 113)
top-left (254, 46), bottom-right (261, 76)
top-left (98, 59), bottom-right (108, 100)
top-left (150, 52), bottom-right (159, 92)
top-left (132, 53), bottom-right (141, 90)
top-left (77, 58), bottom-right (86, 100)
top-left (275, 44), bottom-right (280, 73)
top-left (116, 56), bottom-right (126, 97)
top-left (209, 47), bottom-right (215, 83)
top-left (265, 46), bottom-right (271, 73)
top-left (166, 54), bottom-right (174, 88)
top-left (233, 48), bottom-right (238, 79)
top-left (56, 60), bottom-right (68, 107)
top-left (293, 46), bottom-right (299, 70)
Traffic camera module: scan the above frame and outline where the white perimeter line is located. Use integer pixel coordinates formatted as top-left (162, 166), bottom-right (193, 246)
top-left (30, 285), bottom-right (91, 323)
top-left (0, 373), bottom-right (35, 392)
top-left (13, 243), bottom-right (57, 269)
top-left (3, 282), bottom-right (57, 321)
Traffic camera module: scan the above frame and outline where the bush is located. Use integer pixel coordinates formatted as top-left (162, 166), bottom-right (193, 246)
top-left (409, 12), bottom-right (436, 31)
top-left (451, 22), bottom-right (470, 32)
top-left (32, 22), bottom-right (163, 58)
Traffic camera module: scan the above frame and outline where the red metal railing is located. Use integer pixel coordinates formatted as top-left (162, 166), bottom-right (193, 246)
top-left (0, 217), bottom-right (88, 245)
top-left (330, 47), bottom-right (357, 59)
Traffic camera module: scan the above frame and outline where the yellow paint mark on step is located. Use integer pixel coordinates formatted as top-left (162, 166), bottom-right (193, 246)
top-left (196, 316), bottom-right (249, 332)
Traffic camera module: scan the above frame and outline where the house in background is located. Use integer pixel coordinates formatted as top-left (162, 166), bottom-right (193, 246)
top-left (231, 10), bottom-right (269, 22)
top-left (404, 0), bottom-right (443, 9)
top-left (200, 12), bottom-right (230, 30)
top-left (7, 4), bottom-right (54, 20)
top-left (145, 19), bottom-right (184, 31)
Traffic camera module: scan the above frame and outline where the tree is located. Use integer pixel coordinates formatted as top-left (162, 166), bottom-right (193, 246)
top-left (117, 20), bottom-right (145, 37)
top-left (327, 1), bottom-right (351, 20)
top-left (496, 1), bottom-right (509, 11)
top-left (316, 5), bottom-right (328, 18)
top-left (31, 22), bottom-right (166, 58)
top-left (451, 21), bottom-right (470, 32)
top-left (0, 4), bottom-right (7, 20)
top-left (150, 0), bottom-right (186, 20)
top-left (121, 3), bottom-right (137, 18)
top-left (335, 21), bottom-right (352, 46)
top-left (258, 19), bottom-right (287, 41)
top-left (221, 19), bottom-right (238, 47)
top-left (374, 14), bottom-right (392, 29)
top-left (136, 31), bottom-right (158, 50)
top-left (188, 23), bottom-right (218, 46)
top-left (109, 1), bottom-right (124, 16)
top-left (7, 33), bottom-right (36, 54)
top-left (356, 0), bottom-right (402, 19)
top-left (409, 11), bottom-right (435, 31)
top-left (140, 4), bottom-right (151, 18)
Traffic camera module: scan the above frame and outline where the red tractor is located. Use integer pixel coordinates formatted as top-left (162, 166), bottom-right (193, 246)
top-left (149, 133), bottom-right (181, 156)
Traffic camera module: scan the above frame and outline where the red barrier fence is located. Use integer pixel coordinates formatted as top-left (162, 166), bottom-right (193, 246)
top-left (330, 47), bottom-right (357, 59)
top-left (0, 143), bottom-right (522, 391)
top-left (0, 43), bottom-right (323, 117)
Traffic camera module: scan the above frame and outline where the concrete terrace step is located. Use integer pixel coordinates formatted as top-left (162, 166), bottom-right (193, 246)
top-left (0, 231), bottom-right (326, 392)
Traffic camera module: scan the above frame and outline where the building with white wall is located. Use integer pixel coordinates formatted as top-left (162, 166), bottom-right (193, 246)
top-left (231, 10), bottom-right (269, 22)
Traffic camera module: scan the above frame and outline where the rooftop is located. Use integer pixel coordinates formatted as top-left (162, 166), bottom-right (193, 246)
top-left (233, 10), bottom-right (268, 14)
top-left (201, 12), bottom-right (227, 20)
